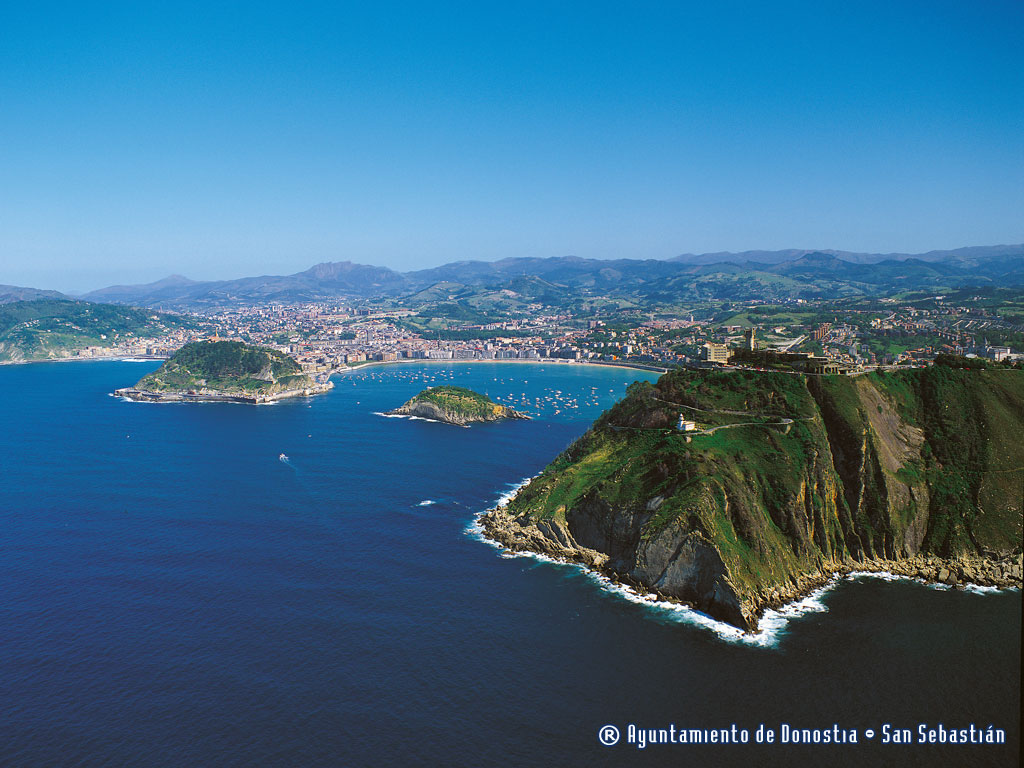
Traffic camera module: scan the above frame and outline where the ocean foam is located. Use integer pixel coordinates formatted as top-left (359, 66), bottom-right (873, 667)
top-left (466, 508), bottom-right (831, 648)
top-left (417, 500), bottom-right (436, 507)
top-left (962, 583), bottom-right (1002, 595)
top-left (373, 412), bottom-right (464, 426)
top-left (466, 485), bottom-right (1018, 648)
top-left (464, 477), bottom-right (833, 647)
top-left (493, 477), bottom-right (535, 509)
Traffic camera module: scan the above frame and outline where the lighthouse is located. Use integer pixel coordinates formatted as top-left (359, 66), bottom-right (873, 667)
top-left (676, 414), bottom-right (696, 432)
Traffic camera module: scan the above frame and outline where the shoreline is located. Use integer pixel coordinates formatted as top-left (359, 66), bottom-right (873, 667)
top-left (330, 357), bottom-right (670, 377)
top-left (113, 381), bottom-right (332, 405)
top-left (0, 354), bottom-right (168, 366)
top-left (473, 487), bottom-right (1022, 638)
top-left (2, 352), bottom-right (669, 376)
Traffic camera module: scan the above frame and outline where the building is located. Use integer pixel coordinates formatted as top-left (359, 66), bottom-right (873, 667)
top-left (701, 342), bottom-right (730, 364)
top-left (676, 415), bottom-right (697, 431)
top-left (804, 359), bottom-right (845, 375)
top-left (744, 327), bottom-right (757, 351)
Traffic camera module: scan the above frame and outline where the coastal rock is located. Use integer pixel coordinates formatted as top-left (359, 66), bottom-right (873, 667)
top-left (479, 367), bottom-right (1024, 632)
top-left (387, 385), bottom-right (529, 426)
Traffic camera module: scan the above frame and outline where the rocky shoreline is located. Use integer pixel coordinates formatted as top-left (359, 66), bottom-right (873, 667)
top-left (479, 503), bottom-right (1023, 633)
top-left (113, 380), bottom-right (332, 405)
top-left (386, 400), bottom-right (530, 426)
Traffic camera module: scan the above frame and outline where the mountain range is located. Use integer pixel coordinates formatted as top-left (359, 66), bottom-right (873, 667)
top-left (20, 244), bottom-right (1024, 308)
top-left (0, 284), bottom-right (71, 305)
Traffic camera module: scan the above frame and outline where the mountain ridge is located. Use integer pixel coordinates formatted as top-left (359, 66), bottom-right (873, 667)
top-left (33, 243), bottom-right (1024, 308)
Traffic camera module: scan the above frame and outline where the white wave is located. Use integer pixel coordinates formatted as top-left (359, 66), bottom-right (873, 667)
top-left (467, 510), bottom-right (835, 648)
top-left (373, 412), bottom-right (462, 426)
top-left (374, 412), bottom-right (429, 421)
top-left (465, 501), bottom-right (832, 649)
top-left (117, 358), bottom-right (155, 362)
top-left (468, 487), bottom-right (1020, 647)
top-left (494, 477), bottom-right (535, 509)
top-left (845, 569), bottom-right (1006, 594)
top-left (962, 583), bottom-right (1002, 595)
top-left (847, 570), bottom-right (907, 582)
top-left (417, 500), bottom-right (436, 507)
top-left (582, 568), bottom-right (834, 648)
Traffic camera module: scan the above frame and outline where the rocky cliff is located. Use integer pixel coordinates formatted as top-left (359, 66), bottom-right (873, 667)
top-left (480, 366), bottom-right (1023, 630)
top-left (388, 385), bottom-right (529, 426)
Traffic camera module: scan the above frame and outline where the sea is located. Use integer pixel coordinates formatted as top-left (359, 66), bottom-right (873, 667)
top-left (0, 360), bottom-right (1019, 767)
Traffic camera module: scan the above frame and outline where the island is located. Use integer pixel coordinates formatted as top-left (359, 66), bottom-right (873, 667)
top-left (114, 340), bottom-right (332, 403)
top-left (387, 385), bottom-right (529, 426)
top-left (480, 364), bottom-right (1024, 631)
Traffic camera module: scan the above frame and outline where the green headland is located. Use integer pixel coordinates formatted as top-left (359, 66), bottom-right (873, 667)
top-left (481, 364), bottom-right (1024, 630)
top-left (115, 340), bottom-right (331, 403)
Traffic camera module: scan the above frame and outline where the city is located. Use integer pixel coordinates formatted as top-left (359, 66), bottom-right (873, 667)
top-left (51, 291), bottom-right (1023, 376)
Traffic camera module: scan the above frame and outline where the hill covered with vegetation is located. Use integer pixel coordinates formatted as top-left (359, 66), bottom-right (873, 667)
top-left (119, 341), bottom-right (329, 403)
top-left (388, 385), bottom-right (529, 426)
top-left (0, 299), bottom-right (193, 362)
top-left (78, 247), bottom-right (1024, 309)
top-left (481, 367), bottom-right (1023, 630)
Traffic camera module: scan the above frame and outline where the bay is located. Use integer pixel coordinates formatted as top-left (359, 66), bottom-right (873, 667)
top-left (0, 361), bottom-right (1019, 767)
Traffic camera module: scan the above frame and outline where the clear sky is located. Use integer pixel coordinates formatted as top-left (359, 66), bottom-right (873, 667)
top-left (2, 1), bottom-right (1022, 292)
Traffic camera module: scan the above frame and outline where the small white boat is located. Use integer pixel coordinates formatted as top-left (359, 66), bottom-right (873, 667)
top-left (279, 453), bottom-right (288, 461)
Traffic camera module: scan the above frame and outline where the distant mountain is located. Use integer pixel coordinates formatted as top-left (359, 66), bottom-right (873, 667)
top-left (77, 245), bottom-right (1024, 308)
top-left (0, 284), bottom-right (70, 304)
top-left (83, 274), bottom-right (199, 304)
top-left (670, 244), bottom-right (1024, 266)
top-left (81, 261), bottom-right (408, 308)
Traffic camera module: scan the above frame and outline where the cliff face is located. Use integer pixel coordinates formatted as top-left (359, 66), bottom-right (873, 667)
top-left (389, 386), bottom-right (529, 426)
top-left (481, 367), bottom-right (1024, 630)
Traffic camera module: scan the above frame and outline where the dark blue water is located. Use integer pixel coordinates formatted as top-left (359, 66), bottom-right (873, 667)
top-left (1, 361), bottom-right (1019, 767)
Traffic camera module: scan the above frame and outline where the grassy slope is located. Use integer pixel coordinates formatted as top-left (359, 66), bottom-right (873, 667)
top-left (0, 300), bottom-right (192, 361)
top-left (507, 367), bottom-right (1024, 601)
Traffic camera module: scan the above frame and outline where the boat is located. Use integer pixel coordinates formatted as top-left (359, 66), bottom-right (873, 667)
top-left (279, 453), bottom-right (288, 461)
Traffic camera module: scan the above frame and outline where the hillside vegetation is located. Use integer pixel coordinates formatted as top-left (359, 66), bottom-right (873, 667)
top-left (483, 367), bottom-right (1024, 629)
top-left (134, 341), bottom-right (315, 396)
top-left (0, 300), bottom-right (192, 362)
top-left (389, 385), bottom-right (529, 425)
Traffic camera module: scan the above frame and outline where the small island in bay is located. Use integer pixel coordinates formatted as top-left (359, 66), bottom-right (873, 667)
top-left (387, 385), bottom-right (529, 426)
top-left (114, 340), bottom-right (332, 404)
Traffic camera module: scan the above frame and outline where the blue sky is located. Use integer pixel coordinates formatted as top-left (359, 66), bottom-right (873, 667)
top-left (2, 1), bottom-right (1022, 292)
